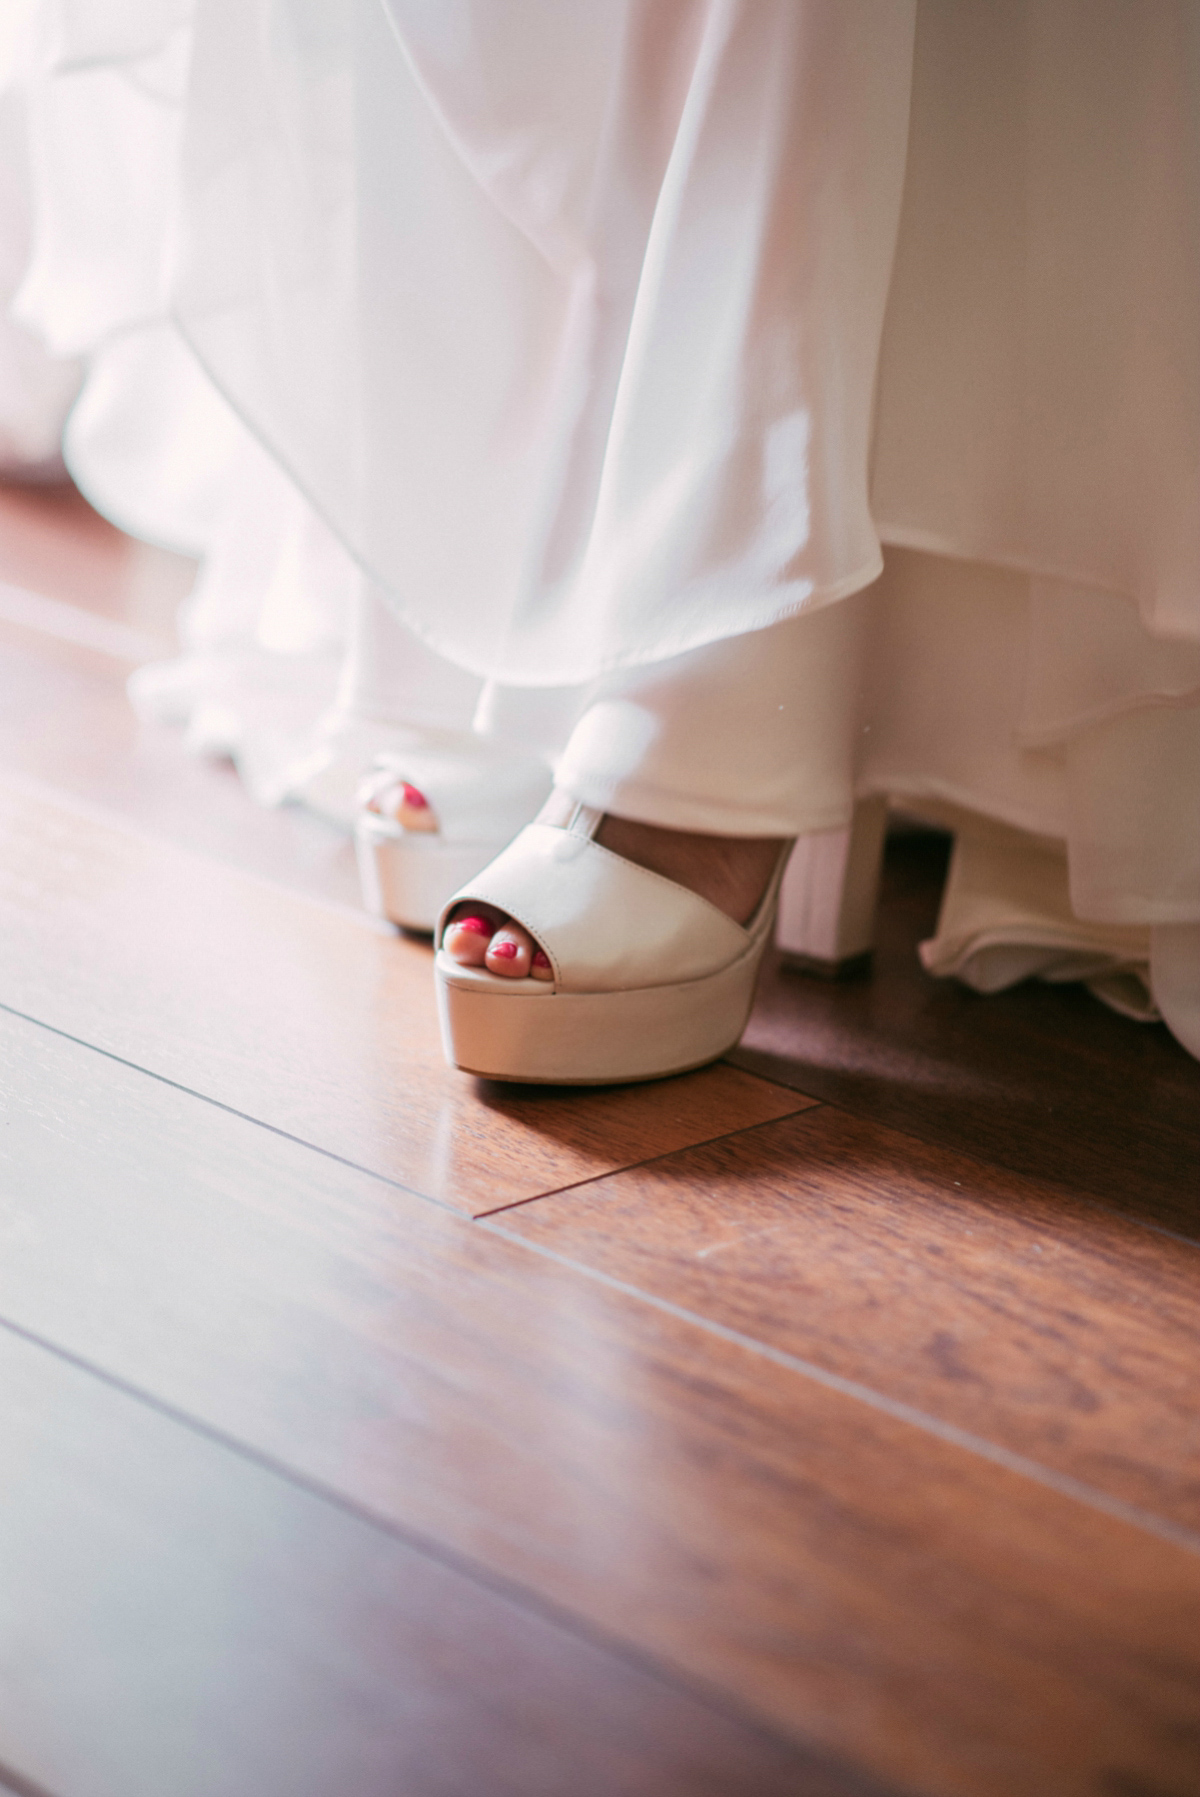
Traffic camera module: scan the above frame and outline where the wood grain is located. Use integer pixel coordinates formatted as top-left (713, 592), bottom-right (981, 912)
top-left (0, 479), bottom-right (134, 611)
top-left (0, 1326), bottom-right (849, 1797)
top-left (0, 477), bottom-right (365, 908)
top-left (0, 780), bottom-right (807, 1212)
top-left (735, 831), bottom-right (1200, 1237)
top-left (0, 619), bottom-right (366, 908)
top-left (1, 1009), bottom-right (1197, 1797)
top-left (0, 478), bottom-right (191, 640)
top-left (498, 1105), bottom-right (1200, 1531)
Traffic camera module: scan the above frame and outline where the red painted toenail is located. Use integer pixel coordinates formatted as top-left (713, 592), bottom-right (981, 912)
top-left (532, 949), bottom-right (550, 968)
top-left (453, 916), bottom-right (492, 936)
top-left (400, 783), bottom-right (428, 809)
top-left (490, 940), bottom-right (519, 959)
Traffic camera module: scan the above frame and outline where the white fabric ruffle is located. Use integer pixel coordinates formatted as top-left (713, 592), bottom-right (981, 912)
top-left (2, 0), bottom-right (1198, 1050)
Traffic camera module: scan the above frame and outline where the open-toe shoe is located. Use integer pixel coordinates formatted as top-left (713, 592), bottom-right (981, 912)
top-left (434, 803), bottom-right (791, 1084)
top-left (355, 741), bottom-right (551, 932)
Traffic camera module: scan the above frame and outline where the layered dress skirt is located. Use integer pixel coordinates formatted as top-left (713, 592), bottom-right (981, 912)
top-left (4, 0), bottom-right (1198, 1050)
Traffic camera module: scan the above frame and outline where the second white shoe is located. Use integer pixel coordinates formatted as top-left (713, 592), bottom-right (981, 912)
top-left (355, 741), bottom-right (552, 932)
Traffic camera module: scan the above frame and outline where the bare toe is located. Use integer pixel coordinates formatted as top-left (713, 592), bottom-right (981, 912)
top-left (485, 919), bottom-right (535, 978)
top-left (363, 774), bottom-right (439, 833)
top-left (530, 946), bottom-right (553, 981)
top-left (444, 904), bottom-right (551, 979)
top-left (443, 907), bottom-right (498, 966)
top-left (394, 782), bottom-right (438, 832)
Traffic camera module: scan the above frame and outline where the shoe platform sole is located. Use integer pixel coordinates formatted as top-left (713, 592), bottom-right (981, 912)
top-left (434, 948), bottom-right (764, 1085)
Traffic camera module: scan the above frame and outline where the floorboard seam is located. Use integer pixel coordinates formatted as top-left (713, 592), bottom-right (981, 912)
top-left (476, 1219), bottom-right (1200, 1557)
top-left (473, 1098), bottom-right (823, 1218)
top-left (0, 577), bottom-right (162, 662)
top-left (0, 1311), bottom-right (854, 1773)
top-left (5, 1018), bottom-right (1194, 1551)
top-left (727, 1052), bottom-right (1200, 1250)
top-left (0, 998), bottom-right (817, 1219)
top-left (6, 998), bottom-right (1195, 1553)
top-left (808, 1098), bottom-right (1200, 1250)
top-left (0, 998), bottom-right (460, 1210)
top-left (0, 769), bottom-right (389, 935)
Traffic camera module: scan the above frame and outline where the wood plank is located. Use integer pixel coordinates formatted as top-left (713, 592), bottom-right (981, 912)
top-left (735, 831), bottom-right (1200, 1238)
top-left (0, 479), bottom-right (138, 612)
top-left (0, 620), bottom-right (366, 909)
top-left (1, 1009), bottom-right (1196, 1797)
top-left (0, 475), bottom-right (364, 910)
top-left (0, 477), bottom-right (191, 641)
top-left (0, 483), bottom-right (363, 912)
top-left (0, 1327), bottom-right (841, 1797)
top-left (0, 780), bottom-right (807, 1212)
top-left (498, 1105), bottom-right (1200, 1531)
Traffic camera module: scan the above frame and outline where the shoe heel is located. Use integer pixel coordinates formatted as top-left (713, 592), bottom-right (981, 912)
top-left (775, 796), bottom-right (887, 978)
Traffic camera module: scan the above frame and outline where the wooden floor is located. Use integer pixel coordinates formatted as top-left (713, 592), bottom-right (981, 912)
top-left (1, 482), bottom-right (1198, 1797)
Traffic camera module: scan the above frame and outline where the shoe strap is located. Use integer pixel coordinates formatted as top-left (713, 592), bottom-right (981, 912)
top-left (438, 822), bottom-right (752, 993)
top-left (564, 801), bottom-right (604, 840)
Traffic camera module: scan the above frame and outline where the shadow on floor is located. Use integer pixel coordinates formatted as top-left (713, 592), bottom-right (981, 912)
top-left (733, 832), bottom-right (1200, 1238)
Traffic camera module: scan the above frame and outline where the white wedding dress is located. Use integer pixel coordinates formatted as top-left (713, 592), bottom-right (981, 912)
top-left (3, 0), bottom-right (1198, 1054)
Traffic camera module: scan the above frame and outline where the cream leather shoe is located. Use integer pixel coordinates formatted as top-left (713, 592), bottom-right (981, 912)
top-left (355, 743), bottom-right (552, 932)
top-left (434, 803), bottom-right (789, 1084)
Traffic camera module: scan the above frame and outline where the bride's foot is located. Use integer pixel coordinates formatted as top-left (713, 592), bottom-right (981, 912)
top-left (355, 746), bottom-right (553, 932)
top-left (443, 791), bottom-right (787, 979)
top-left (360, 775), bottom-right (438, 832)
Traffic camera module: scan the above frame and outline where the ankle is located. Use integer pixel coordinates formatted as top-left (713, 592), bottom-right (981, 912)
top-left (594, 814), bottom-right (785, 925)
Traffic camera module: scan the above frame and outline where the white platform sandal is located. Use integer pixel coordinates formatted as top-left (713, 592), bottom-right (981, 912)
top-left (355, 743), bottom-right (552, 932)
top-left (434, 803), bottom-right (790, 1085)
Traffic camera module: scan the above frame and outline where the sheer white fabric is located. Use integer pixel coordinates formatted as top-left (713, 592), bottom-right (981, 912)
top-left (3, 0), bottom-right (1198, 1050)
top-left (0, 36), bottom-right (77, 476)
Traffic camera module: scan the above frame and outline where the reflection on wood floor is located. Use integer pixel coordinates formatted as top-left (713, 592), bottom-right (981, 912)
top-left (1, 481), bottom-right (1197, 1797)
